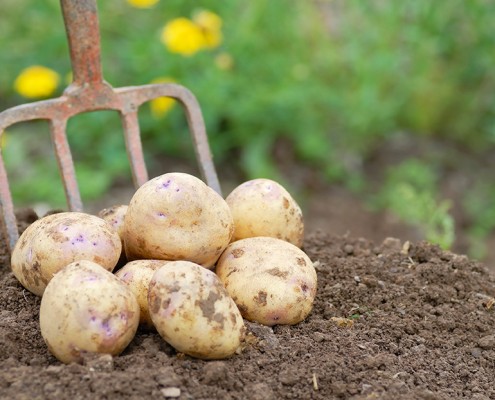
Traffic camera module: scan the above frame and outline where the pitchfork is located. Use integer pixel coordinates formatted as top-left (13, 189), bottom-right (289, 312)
top-left (0, 0), bottom-right (221, 253)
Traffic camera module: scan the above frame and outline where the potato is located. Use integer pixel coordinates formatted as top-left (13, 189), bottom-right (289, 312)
top-left (11, 212), bottom-right (122, 296)
top-left (225, 178), bottom-right (304, 247)
top-left (98, 204), bottom-right (128, 244)
top-left (39, 260), bottom-right (140, 364)
top-left (148, 261), bottom-right (245, 359)
top-left (115, 259), bottom-right (170, 328)
top-left (124, 173), bottom-right (234, 268)
top-left (98, 204), bottom-right (129, 267)
top-left (215, 237), bottom-right (317, 326)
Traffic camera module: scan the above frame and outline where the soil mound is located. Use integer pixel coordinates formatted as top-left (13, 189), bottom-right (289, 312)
top-left (1, 212), bottom-right (494, 399)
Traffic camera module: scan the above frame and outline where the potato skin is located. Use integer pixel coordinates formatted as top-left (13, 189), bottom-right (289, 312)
top-left (225, 178), bottom-right (304, 247)
top-left (98, 204), bottom-right (128, 245)
top-left (115, 259), bottom-right (170, 328)
top-left (11, 212), bottom-right (122, 296)
top-left (39, 260), bottom-right (140, 364)
top-left (215, 237), bottom-right (317, 326)
top-left (124, 173), bottom-right (234, 268)
top-left (148, 261), bottom-right (245, 359)
top-left (98, 205), bottom-right (129, 268)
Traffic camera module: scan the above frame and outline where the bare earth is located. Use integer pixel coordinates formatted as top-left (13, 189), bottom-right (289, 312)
top-left (1, 208), bottom-right (494, 399)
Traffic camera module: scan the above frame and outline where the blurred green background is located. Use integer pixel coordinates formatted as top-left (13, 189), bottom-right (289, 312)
top-left (1, 0), bottom-right (495, 259)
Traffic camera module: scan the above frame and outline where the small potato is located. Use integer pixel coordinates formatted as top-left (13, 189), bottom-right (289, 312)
top-left (225, 178), bottom-right (304, 247)
top-left (11, 212), bottom-right (122, 296)
top-left (115, 259), bottom-right (170, 328)
top-left (216, 237), bottom-right (317, 326)
top-left (39, 260), bottom-right (140, 364)
top-left (98, 204), bottom-right (128, 244)
top-left (148, 261), bottom-right (245, 359)
top-left (124, 173), bottom-right (234, 268)
top-left (98, 204), bottom-right (129, 267)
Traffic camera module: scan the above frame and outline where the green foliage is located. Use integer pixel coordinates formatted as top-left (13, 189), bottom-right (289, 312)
top-left (1, 0), bottom-right (494, 254)
top-left (0, 0), bottom-right (336, 204)
top-left (373, 159), bottom-right (455, 250)
top-left (2, 127), bottom-right (66, 207)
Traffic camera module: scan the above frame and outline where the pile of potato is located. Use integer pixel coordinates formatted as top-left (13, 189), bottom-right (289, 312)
top-left (10, 173), bottom-right (318, 363)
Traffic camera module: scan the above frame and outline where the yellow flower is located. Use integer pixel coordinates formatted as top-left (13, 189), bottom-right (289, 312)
top-left (194, 10), bottom-right (222, 32)
top-left (161, 18), bottom-right (206, 56)
top-left (149, 77), bottom-right (176, 118)
top-left (193, 10), bottom-right (223, 49)
top-left (127, 0), bottom-right (159, 8)
top-left (14, 66), bottom-right (60, 99)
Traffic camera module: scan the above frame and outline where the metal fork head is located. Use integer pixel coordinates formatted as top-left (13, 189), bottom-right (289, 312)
top-left (0, 0), bottom-right (221, 253)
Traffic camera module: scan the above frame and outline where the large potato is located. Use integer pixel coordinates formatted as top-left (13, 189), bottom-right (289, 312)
top-left (124, 173), bottom-right (234, 268)
top-left (225, 178), bottom-right (304, 247)
top-left (148, 261), bottom-right (245, 359)
top-left (216, 237), bottom-right (317, 326)
top-left (39, 260), bottom-right (140, 364)
top-left (11, 212), bottom-right (122, 296)
top-left (115, 259), bottom-right (170, 328)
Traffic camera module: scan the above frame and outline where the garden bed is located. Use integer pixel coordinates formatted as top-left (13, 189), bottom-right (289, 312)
top-left (1, 210), bottom-right (494, 399)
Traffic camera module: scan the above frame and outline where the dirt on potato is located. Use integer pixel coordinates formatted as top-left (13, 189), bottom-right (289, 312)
top-left (1, 210), bottom-right (495, 399)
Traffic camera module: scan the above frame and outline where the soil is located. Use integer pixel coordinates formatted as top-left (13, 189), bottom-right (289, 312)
top-left (1, 210), bottom-right (495, 399)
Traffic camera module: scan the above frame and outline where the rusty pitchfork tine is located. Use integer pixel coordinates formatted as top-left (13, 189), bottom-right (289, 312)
top-left (63, 0), bottom-right (221, 193)
top-left (0, 0), bottom-right (221, 253)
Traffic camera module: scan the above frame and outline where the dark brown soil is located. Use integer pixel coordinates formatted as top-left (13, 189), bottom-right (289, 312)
top-left (1, 211), bottom-right (495, 399)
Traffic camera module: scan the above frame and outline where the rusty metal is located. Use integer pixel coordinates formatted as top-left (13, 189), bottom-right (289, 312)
top-left (0, 0), bottom-right (221, 253)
